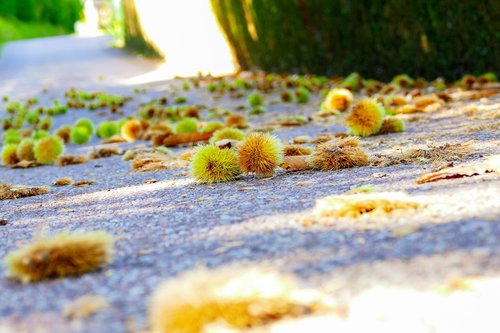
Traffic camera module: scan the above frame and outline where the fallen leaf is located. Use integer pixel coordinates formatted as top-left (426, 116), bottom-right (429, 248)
top-left (279, 118), bottom-right (307, 126)
top-left (280, 155), bottom-right (312, 171)
top-left (315, 109), bottom-right (339, 118)
top-left (238, 187), bottom-right (256, 191)
top-left (53, 177), bottom-right (73, 186)
top-left (102, 135), bottom-right (127, 144)
top-left (63, 295), bottom-right (109, 321)
top-left (293, 136), bottom-right (313, 144)
top-left (222, 241), bottom-right (244, 247)
top-left (88, 146), bottom-right (121, 159)
top-left (0, 184), bottom-right (49, 200)
top-left (391, 224), bottom-right (420, 238)
top-left (55, 155), bottom-right (89, 166)
top-left (158, 132), bottom-right (212, 147)
top-left (417, 155), bottom-right (500, 184)
top-left (12, 160), bottom-right (36, 168)
top-left (259, 176), bottom-right (277, 181)
top-left (372, 172), bottom-right (387, 178)
top-left (73, 180), bottom-right (96, 187)
top-left (313, 133), bottom-right (347, 143)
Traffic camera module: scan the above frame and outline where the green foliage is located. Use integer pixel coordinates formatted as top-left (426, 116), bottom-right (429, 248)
top-left (16, 0), bottom-right (36, 21)
top-left (211, 0), bottom-right (499, 80)
top-left (0, 0), bottom-right (16, 17)
top-left (0, 0), bottom-right (82, 32)
top-left (0, 15), bottom-right (67, 47)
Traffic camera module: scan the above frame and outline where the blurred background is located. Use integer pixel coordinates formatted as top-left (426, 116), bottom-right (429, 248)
top-left (0, 0), bottom-right (498, 80)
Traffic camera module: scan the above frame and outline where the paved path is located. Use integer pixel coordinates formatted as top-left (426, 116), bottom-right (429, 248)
top-left (0, 35), bottom-right (160, 98)
top-left (0, 36), bottom-right (499, 333)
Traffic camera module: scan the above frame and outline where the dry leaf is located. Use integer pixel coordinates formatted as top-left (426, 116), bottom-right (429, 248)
top-left (63, 295), bottom-right (109, 321)
top-left (391, 225), bottom-right (420, 238)
top-left (313, 133), bottom-right (347, 144)
top-left (131, 153), bottom-right (172, 172)
top-left (55, 155), bottom-right (89, 166)
top-left (0, 184), bottom-right (49, 200)
top-left (315, 109), bottom-right (340, 118)
top-left (53, 177), bottom-right (73, 186)
top-left (279, 118), bottom-right (308, 126)
top-left (283, 145), bottom-right (312, 156)
top-left (372, 172), bottom-right (386, 178)
top-left (88, 146), bottom-right (121, 159)
top-left (73, 180), bottom-right (96, 187)
top-left (156, 132), bottom-right (212, 147)
top-left (238, 187), bottom-right (256, 191)
top-left (102, 135), bottom-right (127, 144)
top-left (293, 136), bottom-right (313, 144)
top-left (12, 160), bottom-right (36, 168)
top-left (280, 155), bottom-right (312, 171)
top-left (417, 155), bottom-right (499, 184)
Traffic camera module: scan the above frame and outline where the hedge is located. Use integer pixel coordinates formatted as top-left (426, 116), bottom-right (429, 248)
top-left (210, 0), bottom-right (500, 80)
top-left (0, 0), bottom-right (82, 32)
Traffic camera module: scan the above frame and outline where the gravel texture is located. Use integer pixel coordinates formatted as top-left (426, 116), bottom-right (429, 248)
top-left (0, 36), bottom-right (500, 333)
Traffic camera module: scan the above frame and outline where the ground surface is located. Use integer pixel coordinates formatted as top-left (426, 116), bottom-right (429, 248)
top-left (0, 36), bottom-right (499, 333)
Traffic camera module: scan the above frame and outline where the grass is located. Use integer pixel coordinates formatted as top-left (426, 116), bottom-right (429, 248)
top-left (0, 16), bottom-right (68, 51)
